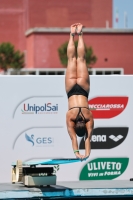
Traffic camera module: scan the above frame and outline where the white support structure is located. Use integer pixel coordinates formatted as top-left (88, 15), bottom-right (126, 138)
top-left (23, 175), bottom-right (56, 186)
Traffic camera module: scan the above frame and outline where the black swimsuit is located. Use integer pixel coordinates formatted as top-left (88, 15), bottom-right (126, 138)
top-left (67, 84), bottom-right (89, 99)
top-left (69, 107), bottom-right (89, 123)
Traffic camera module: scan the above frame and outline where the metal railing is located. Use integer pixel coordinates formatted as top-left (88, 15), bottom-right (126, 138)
top-left (5, 68), bottom-right (124, 75)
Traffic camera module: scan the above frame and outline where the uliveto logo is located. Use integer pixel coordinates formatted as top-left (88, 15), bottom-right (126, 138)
top-left (21, 103), bottom-right (58, 114)
top-left (79, 157), bottom-right (129, 180)
top-left (88, 97), bottom-right (128, 118)
top-left (25, 133), bottom-right (54, 147)
top-left (79, 127), bottom-right (128, 149)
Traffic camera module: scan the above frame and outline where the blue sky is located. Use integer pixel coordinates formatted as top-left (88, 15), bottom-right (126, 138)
top-left (113, 0), bottom-right (133, 28)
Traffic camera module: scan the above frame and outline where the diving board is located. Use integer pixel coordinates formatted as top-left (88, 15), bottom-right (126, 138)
top-left (12, 158), bottom-right (85, 166)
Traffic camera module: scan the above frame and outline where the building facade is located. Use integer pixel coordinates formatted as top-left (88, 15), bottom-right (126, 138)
top-left (25, 28), bottom-right (133, 74)
top-left (0, 0), bottom-right (133, 74)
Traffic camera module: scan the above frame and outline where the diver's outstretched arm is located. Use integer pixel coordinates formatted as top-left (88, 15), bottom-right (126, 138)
top-left (85, 112), bottom-right (94, 157)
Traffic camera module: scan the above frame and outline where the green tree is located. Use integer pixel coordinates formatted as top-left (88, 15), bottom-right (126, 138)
top-left (58, 41), bottom-right (97, 68)
top-left (0, 42), bottom-right (24, 74)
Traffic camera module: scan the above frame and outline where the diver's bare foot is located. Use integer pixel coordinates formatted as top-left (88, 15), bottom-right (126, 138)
top-left (70, 23), bottom-right (78, 36)
top-left (77, 23), bottom-right (83, 35)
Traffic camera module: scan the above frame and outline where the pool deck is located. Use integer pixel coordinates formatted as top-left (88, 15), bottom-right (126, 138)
top-left (0, 180), bottom-right (133, 199)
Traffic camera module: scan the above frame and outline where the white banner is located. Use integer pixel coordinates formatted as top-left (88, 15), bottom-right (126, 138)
top-left (0, 75), bottom-right (132, 182)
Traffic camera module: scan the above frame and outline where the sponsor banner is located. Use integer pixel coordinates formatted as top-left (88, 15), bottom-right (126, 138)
top-left (13, 128), bottom-right (55, 149)
top-left (89, 97), bottom-right (128, 118)
top-left (11, 126), bottom-right (70, 162)
top-left (0, 75), bottom-right (133, 182)
top-left (79, 158), bottom-right (129, 180)
top-left (79, 127), bottom-right (128, 149)
top-left (13, 96), bottom-right (64, 119)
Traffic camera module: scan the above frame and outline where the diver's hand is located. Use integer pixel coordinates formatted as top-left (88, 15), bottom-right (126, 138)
top-left (75, 152), bottom-right (85, 160)
top-left (75, 152), bottom-right (81, 159)
top-left (84, 154), bottom-right (90, 160)
top-left (79, 154), bottom-right (90, 161)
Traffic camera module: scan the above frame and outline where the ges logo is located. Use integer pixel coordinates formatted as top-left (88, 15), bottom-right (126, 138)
top-left (25, 133), bottom-right (54, 146)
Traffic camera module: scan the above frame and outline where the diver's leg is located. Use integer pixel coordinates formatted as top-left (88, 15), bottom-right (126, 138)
top-left (65, 23), bottom-right (78, 93)
top-left (76, 23), bottom-right (90, 93)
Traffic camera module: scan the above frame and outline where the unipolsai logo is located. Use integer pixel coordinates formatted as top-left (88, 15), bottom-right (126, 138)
top-left (25, 133), bottom-right (54, 147)
top-left (79, 157), bottom-right (129, 180)
top-left (21, 103), bottom-right (58, 114)
top-left (79, 127), bottom-right (128, 149)
top-left (88, 97), bottom-right (128, 118)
